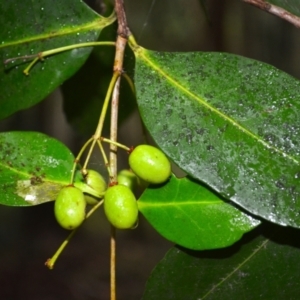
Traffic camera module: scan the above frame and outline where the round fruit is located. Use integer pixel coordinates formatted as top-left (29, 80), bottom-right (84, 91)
top-left (83, 169), bottom-right (107, 204)
top-left (129, 145), bottom-right (171, 184)
top-left (85, 169), bottom-right (107, 195)
top-left (117, 169), bottom-right (137, 191)
top-left (104, 185), bottom-right (138, 229)
top-left (54, 186), bottom-right (86, 230)
top-left (74, 170), bottom-right (107, 204)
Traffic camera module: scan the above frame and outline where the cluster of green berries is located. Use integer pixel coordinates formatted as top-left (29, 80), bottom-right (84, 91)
top-left (54, 145), bottom-right (171, 230)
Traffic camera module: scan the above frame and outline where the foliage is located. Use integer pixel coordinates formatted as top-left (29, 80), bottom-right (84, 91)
top-left (0, 0), bottom-right (299, 299)
top-left (143, 224), bottom-right (300, 299)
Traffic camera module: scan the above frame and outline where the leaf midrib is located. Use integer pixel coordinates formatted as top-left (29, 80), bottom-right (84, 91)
top-left (0, 161), bottom-right (70, 185)
top-left (135, 47), bottom-right (299, 166)
top-left (0, 16), bottom-right (113, 49)
top-left (201, 239), bottom-right (269, 299)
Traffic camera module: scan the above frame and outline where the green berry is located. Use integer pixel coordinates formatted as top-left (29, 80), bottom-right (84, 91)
top-left (54, 186), bottom-right (86, 230)
top-left (74, 170), bottom-right (107, 204)
top-left (85, 169), bottom-right (107, 195)
top-left (129, 145), bottom-right (171, 184)
top-left (104, 185), bottom-right (138, 229)
top-left (84, 169), bottom-right (107, 204)
top-left (117, 169), bottom-right (137, 190)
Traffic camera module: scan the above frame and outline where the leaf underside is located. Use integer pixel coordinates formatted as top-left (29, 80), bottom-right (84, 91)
top-left (0, 0), bottom-right (115, 120)
top-left (138, 175), bottom-right (260, 250)
top-left (132, 45), bottom-right (300, 228)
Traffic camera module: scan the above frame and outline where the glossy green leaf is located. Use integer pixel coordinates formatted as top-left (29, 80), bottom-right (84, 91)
top-left (268, 0), bottom-right (300, 17)
top-left (0, 1), bottom-right (115, 120)
top-left (0, 131), bottom-right (80, 206)
top-left (131, 43), bottom-right (300, 228)
top-left (138, 175), bottom-right (260, 250)
top-left (143, 225), bottom-right (300, 299)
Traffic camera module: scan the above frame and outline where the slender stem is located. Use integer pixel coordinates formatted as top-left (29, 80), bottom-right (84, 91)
top-left (109, 75), bottom-right (120, 300)
top-left (115, 0), bottom-right (130, 37)
top-left (128, 34), bottom-right (139, 49)
top-left (109, 73), bottom-right (120, 300)
top-left (101, 137), bottom-right (130, 152)
top-left (82, 139), bottom-right (98, 171)
top-left (109, 34), bottom-right (127, 300)
top-left (243, 0), bottom-right (300, 28)
top-left (96, 139), bottom-right (113, 178)
top-left (18, 42), bottom-right (115, 75)
top-left (81, 72), bottom-right (119, 172)
top-left (122, 72), bottom-right (136, 95)
top-left (110, 226), bottom-right (117, 300)
top-left (45, 229), bottom-right (77, 270)
top-left (45, 199), bottom-right (104, 269)
top-left (70, 137), bottom-right (94, 184)
top-left (94, 72), bottom-right (120, 139)
top-left (110, 1), bottom-right (130, 299)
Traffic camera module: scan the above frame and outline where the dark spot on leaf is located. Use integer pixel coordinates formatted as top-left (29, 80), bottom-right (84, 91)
top-left (275, 180), bottom-right (286, 190)
top-left (166, 109), bottom-right (173, 116)
top-left (204, 93), bottom-right (214, 100)
top-left (30, 176), bottom-right (43, 185)
top-left (196, 128), bottom-right (205, 135)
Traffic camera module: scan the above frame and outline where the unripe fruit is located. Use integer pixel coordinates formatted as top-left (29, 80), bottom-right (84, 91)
top-left (74, 170), bottom-right (107, 205)
top-left (54, 186), bottom-right (86, 230)
top-left (104, 185), bottom-right (138, 229)
top-left (85, 169), bottom-right (107, 195)
top-left (129, 145), bottom-right (171, 184)
top-left (117, 169), bottom-right (137, 191)
top-left (84, 169), bottom-right (107, 204)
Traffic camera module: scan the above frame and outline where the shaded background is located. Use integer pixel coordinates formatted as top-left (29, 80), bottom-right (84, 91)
top-left (0, 0), bottom-right (300, 299)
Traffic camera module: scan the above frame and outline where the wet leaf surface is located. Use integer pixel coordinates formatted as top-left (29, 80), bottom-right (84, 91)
top-left (0, 132), bottom-right (79, 206)
top-left (131, 43), bottom-right (300, 227)
top-left (0, 0), bottom-right (115, 119)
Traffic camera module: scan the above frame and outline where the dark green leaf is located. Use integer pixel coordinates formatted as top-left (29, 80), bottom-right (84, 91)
top-left (131, 44), bottom-right (300, 227)
top-left (143, 225), bottom-right (300, 300)
top-left (138, 175), bottom-right (260, 250)
top-left (0, 131), bottom-right (80, 206)
top-left (0, 1), bottom-right (115, 120)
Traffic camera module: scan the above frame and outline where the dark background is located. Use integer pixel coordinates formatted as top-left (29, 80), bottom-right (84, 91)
top-left (0, 0), bottom-right (299, 299)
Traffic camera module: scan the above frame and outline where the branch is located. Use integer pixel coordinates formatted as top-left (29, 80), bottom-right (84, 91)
top-left (243, 0), bottom-right (300, 28)
top-left (115, 0), bottom-right (130, 37)
top-left (109, 1), bottom-right (130, 300)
